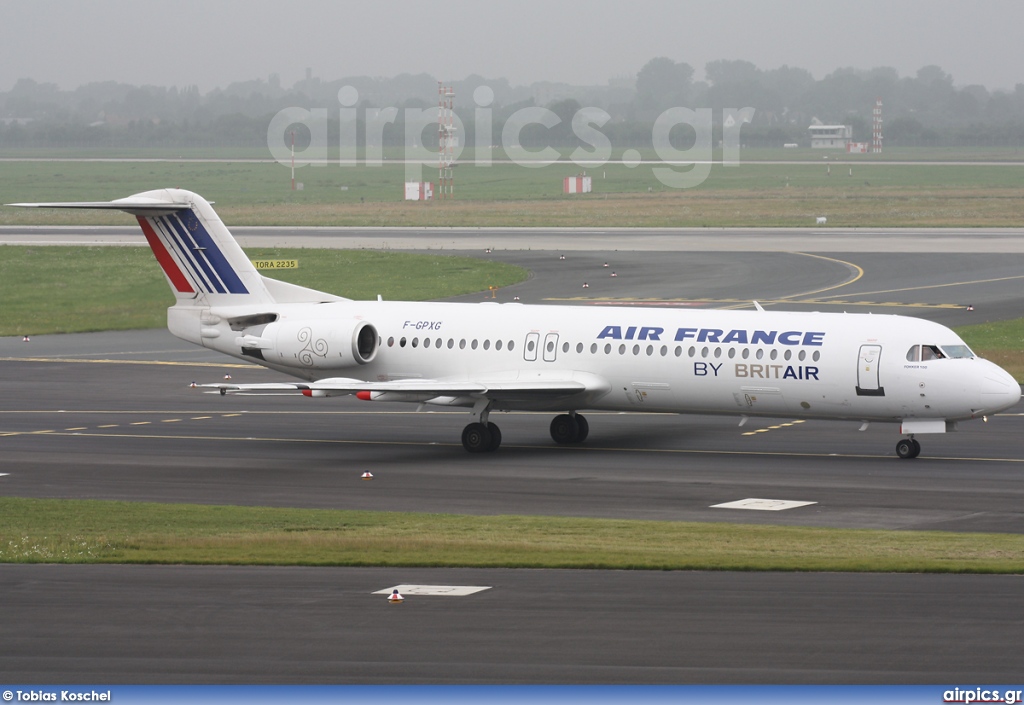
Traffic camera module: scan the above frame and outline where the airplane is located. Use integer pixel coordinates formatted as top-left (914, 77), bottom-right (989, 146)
top-left (9, 188), bottom-right (1021, 458)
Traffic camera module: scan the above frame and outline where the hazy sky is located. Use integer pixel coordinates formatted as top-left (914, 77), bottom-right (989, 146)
top-left (2, 0), bottom-right (1022, 93)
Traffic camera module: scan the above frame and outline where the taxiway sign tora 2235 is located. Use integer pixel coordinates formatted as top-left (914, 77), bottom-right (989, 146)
top-left (10, 189), bottom-right (1021, 458)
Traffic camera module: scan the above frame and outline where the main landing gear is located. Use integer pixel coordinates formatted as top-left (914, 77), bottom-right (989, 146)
top-left (550, 413), bottom-right (589, 444)
top-left (459, 412), bottom-right (590, 453)
top-left (461, 422), bottom-right (502, 453)
top-left (895, 436), bottom-right (922, 459)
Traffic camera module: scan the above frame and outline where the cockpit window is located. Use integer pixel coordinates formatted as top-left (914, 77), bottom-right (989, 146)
top-left (941, 344), bottom-right (974, 359)
top-left (908, 344), bottom-right (973, 362)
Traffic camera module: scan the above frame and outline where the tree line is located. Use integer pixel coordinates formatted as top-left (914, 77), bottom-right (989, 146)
top-left (3, 59), bottom-right (1024, 150)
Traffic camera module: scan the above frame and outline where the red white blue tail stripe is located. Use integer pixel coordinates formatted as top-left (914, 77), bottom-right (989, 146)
top-left (137, 210), bottom-right (248, 295)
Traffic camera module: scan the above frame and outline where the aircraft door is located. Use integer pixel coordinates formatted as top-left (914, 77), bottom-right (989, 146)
top-left (542, 333), bottom-right (559, 362)
top-left (856, 344), bottom-right (885, 396)
top-left (523, 332), bottom-right (540, 362)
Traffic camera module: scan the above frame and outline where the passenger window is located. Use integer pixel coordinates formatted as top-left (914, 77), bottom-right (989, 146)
top-left (496, 339), bottom-right (503, 351)
top-left (483, 340), bottom-right (490, 350)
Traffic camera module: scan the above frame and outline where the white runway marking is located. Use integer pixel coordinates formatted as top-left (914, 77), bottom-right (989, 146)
top-left (373, 584), bottom-right (492, 597)
top-left (711, 498), bottom-right (817, 511)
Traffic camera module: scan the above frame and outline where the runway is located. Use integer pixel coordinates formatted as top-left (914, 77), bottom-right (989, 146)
top-left (2, 565), bottom-right (1021, 683)
top-left (1, 229), bottom-right (1022, 683)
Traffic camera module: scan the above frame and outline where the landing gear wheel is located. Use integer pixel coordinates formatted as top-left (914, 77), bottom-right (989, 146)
top-left (462, 422), bottom-right (501, 453)
top-left (551, 414), bottom-right (588, 444)
top-left (574, 414), bottom-right (589, 443)
top-left (462, 422), bottom-right (492, 453)
top-left (896, 438), bottom-right (921, 459)
top-left (486, 423), bottom-right (502, 452)
top-left (550, 414), bottom-right (579, 444)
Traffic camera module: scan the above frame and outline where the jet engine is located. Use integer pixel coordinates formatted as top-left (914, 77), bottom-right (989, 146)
top-left (242, 318), bottom-right (378, 369)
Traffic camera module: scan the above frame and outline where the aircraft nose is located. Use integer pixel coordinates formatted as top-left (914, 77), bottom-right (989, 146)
top-left (977, 361), bottom-right (1021, 413)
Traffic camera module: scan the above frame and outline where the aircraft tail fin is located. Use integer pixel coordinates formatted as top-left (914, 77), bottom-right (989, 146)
top-left (8, 188), bottom-right (343, 306)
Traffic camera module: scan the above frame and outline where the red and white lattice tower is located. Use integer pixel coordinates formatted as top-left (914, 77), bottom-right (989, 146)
top-left (438, 82), bottom-right (456, 199)
top-left (872, 98), bottom-right (883, 154)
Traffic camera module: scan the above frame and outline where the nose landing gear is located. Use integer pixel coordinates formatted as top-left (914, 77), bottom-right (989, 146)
top-left (896, 437), bottom-right (922, 459)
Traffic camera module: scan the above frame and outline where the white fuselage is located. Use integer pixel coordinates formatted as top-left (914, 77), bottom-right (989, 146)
top-left (182, 299), bottom-right (1021, 424)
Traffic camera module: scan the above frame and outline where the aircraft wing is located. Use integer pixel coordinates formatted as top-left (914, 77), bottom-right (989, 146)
top-left (197, 374), bottom-right (605, 403)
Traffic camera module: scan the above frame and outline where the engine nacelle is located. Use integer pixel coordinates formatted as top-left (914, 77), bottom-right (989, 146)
top-left (259, 318), bottom-right (378, 369)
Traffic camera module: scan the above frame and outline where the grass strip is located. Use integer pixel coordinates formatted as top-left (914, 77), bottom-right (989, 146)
top-left (2, 160), bottom-right (1022, 227)
top-left (0, 246), bottom-right (527, 336)
top-left (1, 497), bottom-right (1022, 573)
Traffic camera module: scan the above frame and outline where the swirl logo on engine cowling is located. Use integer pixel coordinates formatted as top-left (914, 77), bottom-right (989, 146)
top-left (297, 326), bottom-right (328, 366)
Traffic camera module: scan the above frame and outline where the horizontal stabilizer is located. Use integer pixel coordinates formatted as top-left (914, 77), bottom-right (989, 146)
top-left (7, 197), bottom-right (192, 215)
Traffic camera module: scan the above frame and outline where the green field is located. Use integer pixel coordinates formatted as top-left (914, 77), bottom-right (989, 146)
top-left (2, 158), bottom-right (1022, 227)
top-left (0, 246), bottom-right (527, 336)
top-left (2, 497), bottom-right (1021, 573)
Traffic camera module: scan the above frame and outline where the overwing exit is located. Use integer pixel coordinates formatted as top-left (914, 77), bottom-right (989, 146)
top-left (9, 189), bottom-right (1020, 458)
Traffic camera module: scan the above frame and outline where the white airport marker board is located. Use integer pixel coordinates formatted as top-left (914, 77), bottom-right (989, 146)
top-left (373, 585), bottom-right (492, 597)
top-left (711, 498), bottom-right (817, 511)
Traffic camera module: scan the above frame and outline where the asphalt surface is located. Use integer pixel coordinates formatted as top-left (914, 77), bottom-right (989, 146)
top-left (2, 565), bottom-right (1021, 684)
top-left (1, 230), bottom-right (1022, 683)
